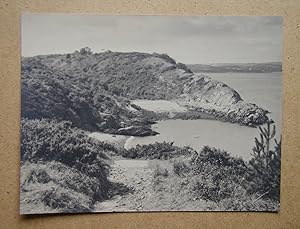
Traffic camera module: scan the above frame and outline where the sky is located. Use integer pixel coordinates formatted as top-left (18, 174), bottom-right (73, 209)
top-left (22, 14), bottom-right (282, 64)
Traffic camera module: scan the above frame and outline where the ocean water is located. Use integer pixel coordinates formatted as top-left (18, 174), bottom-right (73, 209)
top-left (125, 72), bottom-right (282, 160)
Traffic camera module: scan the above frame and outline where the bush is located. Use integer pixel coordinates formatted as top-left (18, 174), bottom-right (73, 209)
top-left (190, 146), bottom-right (248, 177)
top-left (20, 161), bottom-right (99, 213)
top-left (21, 118), bottom-right (113, 165)
top-left (121, 142), bottom-right (196, 159)
top-left (21, 118), bottom-right (111, 185)
top-left (79, 47), bottom-right (92, 55)
top-left (20, 118), bottom-right (115, 213)
top-left (185, 146), bottom-right (248, 202)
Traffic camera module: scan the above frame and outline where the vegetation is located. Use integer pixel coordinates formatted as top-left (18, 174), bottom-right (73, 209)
top-left (20, 119), bottom-right (281, 212)
top-left (177, 62), bottom-right (193, 73)
top-left (247, 120), bottom-right (281, 199)
top-left (20, 48), bottom-right (279, 212)
top-left (151, 122), bottom-right (281, 211)
top-left (20, 118), bottom-right (118, 213)
top-left (121, 142), bottom-right (196, 159)
top-left (22, 48), bottom-right (270, 133)
top-left (21, 52), bottom-right (159, 135)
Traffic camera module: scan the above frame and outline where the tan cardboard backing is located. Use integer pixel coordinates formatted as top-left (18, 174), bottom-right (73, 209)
top-left (0, 0), bottom-right (299, 228)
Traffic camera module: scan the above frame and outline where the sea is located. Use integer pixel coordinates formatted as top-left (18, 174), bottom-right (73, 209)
top-left (125, 72), bottom-right (282, 160)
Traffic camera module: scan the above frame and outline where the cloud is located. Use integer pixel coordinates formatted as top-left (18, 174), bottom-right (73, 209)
top-left (22, 14), bottom-right (282, 63)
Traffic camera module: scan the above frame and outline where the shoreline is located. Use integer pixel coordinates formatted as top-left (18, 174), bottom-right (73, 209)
top-left (132, 99), bottom-right (269, 128)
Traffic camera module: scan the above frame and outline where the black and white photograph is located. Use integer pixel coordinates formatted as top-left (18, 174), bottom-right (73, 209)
top-left (20, 14), bottom-right (282, 214)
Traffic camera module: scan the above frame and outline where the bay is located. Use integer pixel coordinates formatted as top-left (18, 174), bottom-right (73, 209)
top-left (126, 72), bottom-right (282, 160)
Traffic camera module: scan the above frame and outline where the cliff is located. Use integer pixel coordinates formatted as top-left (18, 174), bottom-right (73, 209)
top-left (21, 48), bottom-right (269, 135)
top-left (179, 74), bottom-right (268, 126)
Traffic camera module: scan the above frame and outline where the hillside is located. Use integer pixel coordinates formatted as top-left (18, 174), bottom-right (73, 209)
top-left (21, 54), bottom-right (158, 136)
top-left (21, 48), bottom-right (269, 134)
top-left (188, 62), bottom-right (282, 73)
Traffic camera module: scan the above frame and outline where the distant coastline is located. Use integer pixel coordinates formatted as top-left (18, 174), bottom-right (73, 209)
top-left (187, 62), bottom-right (282, 73)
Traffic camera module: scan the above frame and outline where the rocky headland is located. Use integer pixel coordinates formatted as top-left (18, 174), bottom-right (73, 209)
top-left (21, 48), bottom-right (269, 136)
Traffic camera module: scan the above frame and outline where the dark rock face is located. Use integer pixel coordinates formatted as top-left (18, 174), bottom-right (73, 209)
top-left (21, 50), bottom-right (270, 137)
top-left (116, 126), bottom-right (159, 136)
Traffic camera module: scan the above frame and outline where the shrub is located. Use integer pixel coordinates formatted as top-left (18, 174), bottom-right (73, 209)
top-left (21, 118), bottom-right (113, 165)
top-left (190, 146), bottom-right (248, 177)
top-left (122, 142), bottom-right (196, 159)
top-left (21, 118), bottom-right (111, 186)
top-left (184, 147), bottom-right (247, 202)
top-left (20, 118), bottom-right (115, 213)
top-left (79, 47), bottom-right (92, 55)
top-left (20, 161), bottom-right (99, 213)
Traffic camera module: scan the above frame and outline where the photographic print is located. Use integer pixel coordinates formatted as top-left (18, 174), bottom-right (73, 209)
top-left (20, 15), bottom-right (282, 214)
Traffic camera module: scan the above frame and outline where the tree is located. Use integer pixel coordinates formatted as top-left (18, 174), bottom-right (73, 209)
top-left (248, 120), bottom-right (281, 199)
top-left (79, 47), bottom-right (92, 55)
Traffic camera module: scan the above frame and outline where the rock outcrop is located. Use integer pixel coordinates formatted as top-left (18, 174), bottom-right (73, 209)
top-left (178, 74), bottom-right (269, 126)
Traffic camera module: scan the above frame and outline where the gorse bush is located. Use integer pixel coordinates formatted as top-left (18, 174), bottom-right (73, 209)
top-left (21, 118), bottom-right (112, 190)
top-left (20, 118), bottom-right (116, 213)
top-left (187, 146), bottom-right (249, 202)
top-left (121, 142), bottom-right (196, 159)
top-left (190, 146), bottom-right (248, 176)
top-left (21, 118), bottom-right (116, 163)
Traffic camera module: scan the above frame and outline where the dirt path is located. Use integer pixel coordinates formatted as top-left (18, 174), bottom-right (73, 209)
top-left (93, 159), bottom-right (155, 212)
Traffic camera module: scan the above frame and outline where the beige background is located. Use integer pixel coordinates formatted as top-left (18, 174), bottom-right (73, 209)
top-left (0, 0), bottom-right (299, 228)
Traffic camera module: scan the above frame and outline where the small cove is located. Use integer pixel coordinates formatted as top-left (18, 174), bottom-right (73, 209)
top-left (91, 72), bottom-right (282, 161)
top-left (126, 72), bottom-right (282, 161)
